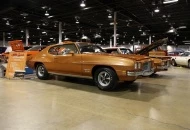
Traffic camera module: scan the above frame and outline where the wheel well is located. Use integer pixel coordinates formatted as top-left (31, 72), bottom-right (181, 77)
top-left (92, 65), bottom-right (117, 77)
top-left (34, 62), bottom-right (43, 69)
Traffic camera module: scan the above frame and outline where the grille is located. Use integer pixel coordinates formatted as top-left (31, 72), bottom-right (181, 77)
top-left (142, 62), bottom-right (151, 71)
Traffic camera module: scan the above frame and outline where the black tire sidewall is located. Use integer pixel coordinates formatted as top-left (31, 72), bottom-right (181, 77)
top-left (94, 68), bottom-right (118, 90)
top-left (172, 59), bottom-right (176, 66)
top-left (36, 64), bottom-right (49, 80)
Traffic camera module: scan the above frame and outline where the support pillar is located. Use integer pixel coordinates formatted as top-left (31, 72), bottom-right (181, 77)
top-left (59, 22), bottom-right (62, 43)
top-left (113, 12), bottom-right (117, 47)
top-left (26, 29), bottom-right (29, 46)
top-left (149, 35), bottom-right (152, 45)
top-left (3, 32), bottom-right (5, 47)
top-left (110, 38), bottom-right (112, 47)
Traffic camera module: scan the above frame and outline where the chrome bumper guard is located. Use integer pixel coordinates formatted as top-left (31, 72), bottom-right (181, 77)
top-left (127, 68), bottom-right (154, 77)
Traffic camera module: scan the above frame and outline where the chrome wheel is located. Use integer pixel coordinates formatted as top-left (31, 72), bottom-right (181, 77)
top-left (37, 66), bottom-right (45, 77)
top-left (98, 71), bottom-right (111, 87)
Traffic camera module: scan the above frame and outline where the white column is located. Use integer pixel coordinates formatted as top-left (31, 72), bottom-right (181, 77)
top-left (110, 38), bottom-right (112, 47)
top-left (149, 35), bottom-right (152, 45)
top-left (114, 12), bottom-right (117, 47)
top-left (59, 22), bottom-right (62, 43)
top-left (26, 28), bottom-right (29, 46)
top-left (3, 32), bottom-right (5, 47)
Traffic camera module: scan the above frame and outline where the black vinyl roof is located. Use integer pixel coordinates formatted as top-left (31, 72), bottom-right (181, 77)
top-left (0, 0), bottom-right (190, 45)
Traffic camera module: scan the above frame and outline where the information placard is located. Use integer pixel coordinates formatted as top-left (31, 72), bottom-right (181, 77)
top-left (5, 52), bottom-right (27, 78)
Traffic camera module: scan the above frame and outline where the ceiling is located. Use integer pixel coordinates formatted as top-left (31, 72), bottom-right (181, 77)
top-left (0, 0), bottom-right (190, 46)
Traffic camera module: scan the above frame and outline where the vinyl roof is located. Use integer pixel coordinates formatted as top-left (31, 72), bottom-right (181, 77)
top-left (0, 0), bottom-right (189, 45)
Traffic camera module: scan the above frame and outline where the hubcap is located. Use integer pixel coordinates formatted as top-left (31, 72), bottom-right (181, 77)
top-left (38, 66), bottom-right (45, 77)
top-left (98, 71), bottom-right (111, 87)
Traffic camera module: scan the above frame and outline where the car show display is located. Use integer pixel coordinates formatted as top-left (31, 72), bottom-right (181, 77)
top-left (171, 51), bottom-right (190, 68)
top-left (26, 41), bottom-right (155, 90)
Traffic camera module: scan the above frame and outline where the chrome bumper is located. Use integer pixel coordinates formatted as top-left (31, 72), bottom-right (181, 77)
top-left (157, 65), bottom-right (169, 70)
top-left (127, 68), bottom-right (154, 77)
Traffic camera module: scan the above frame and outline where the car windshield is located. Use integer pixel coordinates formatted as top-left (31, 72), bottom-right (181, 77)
top-left (79, 44), bottom-right (105, 53)
top-left (120, 48), bottom-right (133, 54)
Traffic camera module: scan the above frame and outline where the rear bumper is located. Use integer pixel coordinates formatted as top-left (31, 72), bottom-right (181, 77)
top-left (127, 68), bottom-right (154, 76)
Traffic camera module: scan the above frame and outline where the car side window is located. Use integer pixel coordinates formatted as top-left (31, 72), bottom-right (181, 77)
top-left (48, 44), bottom-right (78, 55)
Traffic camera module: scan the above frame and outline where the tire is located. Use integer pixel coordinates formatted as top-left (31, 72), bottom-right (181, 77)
top-left (171, 59), bottom-right (177, 66)
top-left (36, 64), bottom-right (49, 80)
top-left (94, 68), bottom-right (118, 90)
top-left (188, 61), bottom-right (190, 68)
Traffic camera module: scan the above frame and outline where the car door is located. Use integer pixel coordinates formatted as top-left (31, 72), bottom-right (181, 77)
top-left (52, 44), bottom-right (82, 75)
top-left (175, 52), bottom-right (189, 66)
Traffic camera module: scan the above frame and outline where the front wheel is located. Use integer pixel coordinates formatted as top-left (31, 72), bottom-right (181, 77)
top-left (36, 64), bottom-right (49, 80)
top-left (188, 61), bottom-right (190, 68)
top-left (94, 68), bottom-right (118, 90)
top-left (171, 59), bottom-right (177, 66)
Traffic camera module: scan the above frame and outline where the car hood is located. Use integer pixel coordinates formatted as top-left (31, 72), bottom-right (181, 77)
top-left (135, 38), bottom-right (168, 55)
top-left (98, 53), bottom-right (150, 61)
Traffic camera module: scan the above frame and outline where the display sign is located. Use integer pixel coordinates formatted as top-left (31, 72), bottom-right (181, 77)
top-left (5, 52), bottom-right (27, 78)
top-left (9, 40), bottom-right (24, 51)
top-left (5, 40), bottom-right (26, 79)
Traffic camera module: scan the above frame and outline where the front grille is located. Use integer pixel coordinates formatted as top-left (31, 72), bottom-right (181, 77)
top-left (142, 61), bottom-right (151, 71)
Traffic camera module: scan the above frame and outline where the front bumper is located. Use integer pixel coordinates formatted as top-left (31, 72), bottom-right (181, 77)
top-left (127, 68), bottom-right (154, 77)
top-left (157, 65), bottom-right (169, 70)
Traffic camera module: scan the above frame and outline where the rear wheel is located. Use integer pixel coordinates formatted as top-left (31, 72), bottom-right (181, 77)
top-left (36, 64), bottom-right (49, 80)
top-left (171, 59), bottom-right (177, 66)
top-left (94, 68), bottom-right (118, 90)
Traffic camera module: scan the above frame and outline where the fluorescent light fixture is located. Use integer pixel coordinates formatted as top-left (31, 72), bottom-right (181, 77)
top-left (50, 37), bottom-right (53, 39)
top-left (182, 40), bottom-right (190, 42)
top-left (80, 0), bottom-right (86, 7)
top-left (48, 15), bottom-right (54, 18)
top-left (178, 26), bottom-right (187, 29)
top-left (6, 21), bottom-right (10, 25)
top-left (42, 31), bottom-right (46, 34)
top-left (154, 7), bottom-right (160, 13)
top-left (163, 0), bottom-right (178, 4)
top-left (184, 43), bottom-right (190, 45)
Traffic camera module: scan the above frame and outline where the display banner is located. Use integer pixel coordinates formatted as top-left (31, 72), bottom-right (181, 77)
top-left (5, 52), bottom-right (27, 78)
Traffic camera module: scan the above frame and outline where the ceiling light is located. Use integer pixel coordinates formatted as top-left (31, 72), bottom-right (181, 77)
top-left (83, 7), bottom-right (91, 10)
top-left (48, 15), bottom-right (54, 18)
top-left (50, 37), bottom-right (53, 39)
top-left (76, 20), bottom-right (79, 24)
top-left (178, 26), bottom-right (187, 29)
top-left (81, 35), bottom-right (88, 39)
top-left (42, 31), bottom-right (46, 34)
top-left (139, 27), bottom-right (142, 31)
top-left (37, 26), bottom-right (40, 30)
top-left (108, 14), bottom-right (112, 19)
top-left (141, 32), bottom-right (147, 36)
top-left (6, 21), bottom-right (10, 26)
top-left (21, 30), bottom-right (24, 33)
top-left (45, 11), bottom-right (49, 16)
top-left (167, 26), bottom-right (176, 33)
top-left (62, 31), bottom-right (64, 34)
top-left (154, 7), bottom-right (160, 13)
top-left (80, 0), bottom-right (86, 7)
top-left (163, 0), bottom-right (178, 4)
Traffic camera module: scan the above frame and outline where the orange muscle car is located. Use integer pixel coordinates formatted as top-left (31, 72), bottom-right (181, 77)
top-left (27, 42), bottom-right (154, 90)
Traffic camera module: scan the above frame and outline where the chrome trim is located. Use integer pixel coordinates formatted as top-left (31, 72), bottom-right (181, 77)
top-left (127, 68), bottom-right (154, 76)
top-left (157, 65), bottom-right (169, 70)
top-left (49, 72), bottom-right (93, 79)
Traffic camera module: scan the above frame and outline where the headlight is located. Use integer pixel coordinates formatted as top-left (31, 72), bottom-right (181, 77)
top-left (138, 62), bottom-right (141, 69)
top-left (134, 62), bottom-right (141, 69)
top-left (135, 62), bottom-right (138, 69)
